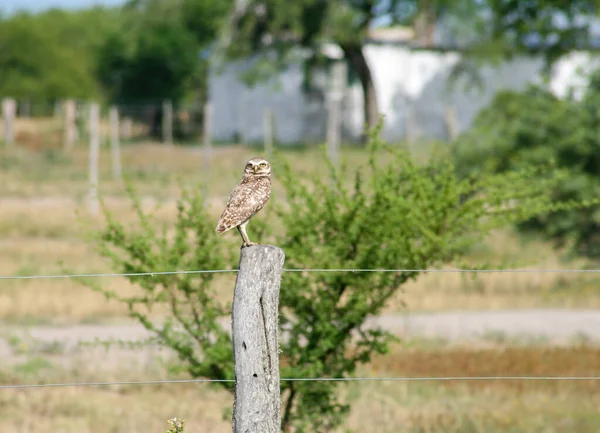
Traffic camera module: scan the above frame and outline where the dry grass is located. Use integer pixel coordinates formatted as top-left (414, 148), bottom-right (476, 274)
top-left (1, 227), bottom-right (599, 324)
top-left (0, 141), bottom-right (598, 323)
top-left (1, 342), bottom-right (599, 432)
top-left (372, 345), bottom-right (600, 392)
top-left (0, 139), bottom-right (362, 198)
top-left (349, 344), bottom-right (600, 432)
top-left (2, 120), bottom-right (598, 433)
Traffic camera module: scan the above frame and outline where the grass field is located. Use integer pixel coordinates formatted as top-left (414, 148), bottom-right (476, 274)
top-left (1, 339), bottom-right (599, 433)
top-left (1, 128), bottom-right (599, 433)
top-left (0, 139), bottom-right (598, 324)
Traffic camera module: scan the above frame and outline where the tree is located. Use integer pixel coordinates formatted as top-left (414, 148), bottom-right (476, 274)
top-left (95, 0), bottom-right (231, 137)
top-left (225, 0), bottom-right (600, 140)
top-left (225, 0), bottom-right (384, 138)
top-left (97, 20), bottom-right (201, 104)
top-left (0, 8), bottom-right (120, 101)
top-left (77, 123), bottom-right (578, 432)
top-left (453, 71), bottom-right (600, 259)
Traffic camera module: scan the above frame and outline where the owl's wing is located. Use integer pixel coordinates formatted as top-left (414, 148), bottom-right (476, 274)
top-left (215, 178), bottom-right (270, 234)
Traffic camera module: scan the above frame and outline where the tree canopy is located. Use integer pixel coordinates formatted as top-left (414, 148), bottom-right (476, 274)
top-left (0, 0), bottom-right (231, 106)
top-left (96, 0), bottom-right (231, 105)
top-left (453, 70), bottom-right (600, 259)
top-left (0, 0), bottom-right (599, 121)
top-left (225, 0), bottom-right (600, 138)
top-left (0, 8), bottom-right (120, 100)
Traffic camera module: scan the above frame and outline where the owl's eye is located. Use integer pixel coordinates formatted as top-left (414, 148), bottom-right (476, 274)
top-left (259, 162), bottom-right (267, 168)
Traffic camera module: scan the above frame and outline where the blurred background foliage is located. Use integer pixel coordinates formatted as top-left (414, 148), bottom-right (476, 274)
top-left (2, 0), bottom-right (599, 108)
top-left (454, 69), bottom-right (600, 259)
top-left (0, 0), bottom-right (232, 106)
top-left (2, 0), bottom-right (600, 260)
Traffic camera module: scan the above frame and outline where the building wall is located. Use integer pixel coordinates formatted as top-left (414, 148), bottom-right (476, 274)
top-left (208, 46), bottom-right (600, 144)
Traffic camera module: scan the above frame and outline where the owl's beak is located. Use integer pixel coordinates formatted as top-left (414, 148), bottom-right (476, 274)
top-left (253, 165), bottom-right (259, 173)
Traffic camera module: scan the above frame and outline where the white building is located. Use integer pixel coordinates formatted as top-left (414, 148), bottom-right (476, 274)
top-left (208, 28), bottom-right (600, 144)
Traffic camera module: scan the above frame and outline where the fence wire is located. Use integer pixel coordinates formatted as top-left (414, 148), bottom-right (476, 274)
top-left (2, 268), bottom-right (599, 391)
top-left (2, 268), bottom-right (600, 281)
top-left (2, 376), bottom-right (600, 391)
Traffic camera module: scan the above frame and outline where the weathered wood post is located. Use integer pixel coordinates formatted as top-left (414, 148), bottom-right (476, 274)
top-left (326, 61), bottom-right (346, 169)
top-left (21, 100), bottom-right (30, 118)
top-left (263, 108), bottom-right (274, 159)
top-left (239, 90), bottom-right (248, 146)
top-left (445, 104), bottom-right (459, 141)
top-left (202, 102), bottom-right (213, 201)
top-left (63, 99), bottom-right (77, 151)
top-left (88, 103), bottom-right (100, 216)
top-left (326, 92), bottom-right (342, 167)
top-left (109, 106), bottom-right (122, 181)
top-left (2, 98), bottom-right (16, 148)
top-left (406, 104), bottom-right (420, 147)
top-left (162, 99), bottom-right (173, 146)
top-left (122, 117), bottom-right (133, 141)
top-left (232, 245), bottom-right (285, 433)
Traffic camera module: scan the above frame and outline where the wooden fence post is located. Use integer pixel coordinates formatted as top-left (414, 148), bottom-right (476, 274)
top-left (109, 106), bottom-right (122, 181)
top-left (2, 98), bottom-right (16, 148)
top-left (232, 245), bottom-right (285, 433)
top-left (327, 61), bottom-right (346, 168)
top-left (406, 104), bottom-right (419, 147)
top-left (163, 99), bottom-right (173, 145)
top-left (326, 93), bottom-right (342, 168)
top-left (21, 100), bottom-right (30, 118)
top-left (239, 90), bottom-right (248, 146)
top-left (64, 99), bottom-right (77, 150)
top-left (88, 103), bottom-right (100, 216)
top-left (263, 108), bottom-right (274, 159)
top-left (54, 100), bottom-right (62, 119)
top-left (203, 102), bottom-right (213, 201)
top-left (122, 118), bottom-right (133, 141)
top-left (445, 104), bottom-right (459, 141)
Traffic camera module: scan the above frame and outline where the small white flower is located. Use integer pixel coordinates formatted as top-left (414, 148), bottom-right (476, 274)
top-left (166, 417), bottom-right (185, 432)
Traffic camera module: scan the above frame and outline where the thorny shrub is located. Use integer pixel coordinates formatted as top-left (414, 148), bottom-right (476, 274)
top-left (79, 122), bottom-right (575, 432)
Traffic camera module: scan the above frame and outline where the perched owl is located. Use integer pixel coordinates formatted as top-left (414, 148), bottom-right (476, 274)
top-left (215, 157), bottom-right (272, 247)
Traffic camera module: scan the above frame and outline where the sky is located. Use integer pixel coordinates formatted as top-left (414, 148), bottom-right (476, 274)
top-left (1, 0), bottom-right (125, 15)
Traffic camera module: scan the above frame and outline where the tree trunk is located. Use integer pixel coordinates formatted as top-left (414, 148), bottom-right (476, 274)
top-left (341, 44), bottom-right (379, 143)
top-left (414, 0), bottom-right (436, 47)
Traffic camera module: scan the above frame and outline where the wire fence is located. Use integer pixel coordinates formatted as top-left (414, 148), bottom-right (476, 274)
top-left (2, 376), bottom-right (600, 391)
top-left (0, 99), bottom-right (206, 149)
top-left (2, 267), bottom-right (600, 281)
top-left (1, 266), bottom-right (599, 392)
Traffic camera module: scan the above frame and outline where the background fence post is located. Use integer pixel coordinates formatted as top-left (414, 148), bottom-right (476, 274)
top-left (53, 100), bottom-right (62, 119)
top-left (64, 99), bottom-right (77, 150)
top-left (239, 90), bottom-right (248, 146)
top-left (326, 93), bottom-right (342, 168)
top-left (163, 99), bottom-right (173, 145)
top-left (122, 117), bottom-right (133, 141)
top-left (232, 245), bottom-right (285, 433)
top-left (21, 100), bottom-right (30, 118)
top-left (203, 101), bottom-right (213, 201)
top-left (445, 104), bottom-right (459, 141)
top-left (406, 103), bottom-right (419, 147)
top-left (109, 106), bottom-right (122, 181)
top-left (88, 103), bottom-right (100, 216)
top-left (2, 98), bottom-right (16, 148)
top-left (327, 61), bottom-right (346, 168)
top-left (263, 108), bottom-right (274, 159)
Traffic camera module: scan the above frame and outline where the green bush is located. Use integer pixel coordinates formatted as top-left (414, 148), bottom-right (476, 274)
top-left (453, 72), bottom-right (600, 258)
top-left (80, 123), bottom-right (572, 432)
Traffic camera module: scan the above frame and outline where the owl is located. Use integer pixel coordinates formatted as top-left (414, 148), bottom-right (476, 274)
top-left (215, 157), bottom-right (272, 247)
